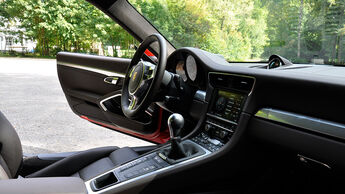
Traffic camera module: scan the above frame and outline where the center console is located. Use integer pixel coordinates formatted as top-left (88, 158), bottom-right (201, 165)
top-left (86, 140), bottom-right (210, 193)
top-left (192, 90), bottom-right (246, 151)
top-left (90, 152), bottom-right (170, 191)
top-left (85, 73), bottom-right (255, 194)
top-left (191, 73), bottom-right (254, 152)
top-left (86, 111), bottom-right (210, 193)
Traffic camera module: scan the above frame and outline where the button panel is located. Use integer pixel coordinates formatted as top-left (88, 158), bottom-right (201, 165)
top-left (203, 116), bottom-right (236, 142)
top-left (115, 153), bottom-right (169, 181)
top-left (192, 114), bottom-right (237, 152)
top-left (192, 133), bottom-right (224, 152)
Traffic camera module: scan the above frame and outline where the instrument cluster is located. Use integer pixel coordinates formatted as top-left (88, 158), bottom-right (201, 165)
top-left (174, 54), bottom-right (198, 82)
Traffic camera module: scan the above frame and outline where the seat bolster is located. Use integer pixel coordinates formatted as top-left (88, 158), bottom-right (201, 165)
top-left (109, 147), bottom-right (139, 166)
top-left (0, 112), bottom-right (23, 178)
top-left (26, 146), bottom-right (118, 178)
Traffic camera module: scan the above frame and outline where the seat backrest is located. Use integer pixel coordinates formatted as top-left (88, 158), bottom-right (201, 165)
top-left (0, 111), bottom-right (23, 178)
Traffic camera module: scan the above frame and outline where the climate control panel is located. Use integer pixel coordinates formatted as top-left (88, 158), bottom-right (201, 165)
top-left (205, 115), bottom-right (236, 141)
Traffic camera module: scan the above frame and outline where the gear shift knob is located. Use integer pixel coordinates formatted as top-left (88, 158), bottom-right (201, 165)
top-left (168, 113), bottom-right (184, 139)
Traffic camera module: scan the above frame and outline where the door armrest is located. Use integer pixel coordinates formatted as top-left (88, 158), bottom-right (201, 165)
top-left (37, 151), bottom-right (77, 161)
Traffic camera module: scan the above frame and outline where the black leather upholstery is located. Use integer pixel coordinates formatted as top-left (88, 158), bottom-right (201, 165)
top-left (27, 147), bottom-right (139, 180)
top-left (0, 111), bottom-right (139, 180)
top-left (72, 147), bottom-right (139, 180)
top-left (0, 112), bottom-right (23, 178)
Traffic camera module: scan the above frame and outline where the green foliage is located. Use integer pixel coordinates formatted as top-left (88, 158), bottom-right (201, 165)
top-left (131, 0), bottom-right (268, 61)
top-left (0, 0), bottom-right (138, 57)
top-left (262, 0), bottom-right (345, 64)
top-left (131, 0), bottom-right (345, 64)
top-left (1, 0), bottom-right (344, 64)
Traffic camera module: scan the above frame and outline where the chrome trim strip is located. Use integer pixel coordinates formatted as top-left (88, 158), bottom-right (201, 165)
top-left (206, 113), bottom-right (237, 125)
top-left (99, 94), bottom-right (121, 111)
top-left (208, 72), bottom-right (256, 96)
top-left (255, 108), bottom-right (345, 140)
top-left (58, 63), bottom-right (126, 78)
top-left (194, 90), bottom-right (206, 102)
top-left (205, 120), bottom-right (233, 133)
top-left (85, 140), bottom-right (211, 194)
top-left (297, 154), bottom-right (331, 169)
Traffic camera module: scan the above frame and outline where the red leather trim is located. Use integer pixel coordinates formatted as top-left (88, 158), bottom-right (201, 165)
top-left (80, 108), bottom-right (169, 144)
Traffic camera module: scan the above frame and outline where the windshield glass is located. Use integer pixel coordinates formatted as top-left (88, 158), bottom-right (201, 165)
top-left (129, 0), bottom-right (345, 65)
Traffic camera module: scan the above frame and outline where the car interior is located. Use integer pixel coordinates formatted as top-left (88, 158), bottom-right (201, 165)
top-left (1, 0), bottom-right (345, 193)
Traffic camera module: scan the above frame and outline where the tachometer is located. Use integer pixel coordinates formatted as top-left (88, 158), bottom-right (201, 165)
top-left (186, 55), bottom-right (197, 81)
top-left (176, 60), bottom-right (187, 81)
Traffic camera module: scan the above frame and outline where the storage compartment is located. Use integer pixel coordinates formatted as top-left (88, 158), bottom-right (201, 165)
top-left (100, 94), bottom-right (151, 123)
top-left (92, 172), bottom-right (119, 191)
top-left (99, 94), bottom-right (159, 135)
top-left (248, 117), bottom-right (345, 171)
top-left (102, 95), bottom-right (122, 114)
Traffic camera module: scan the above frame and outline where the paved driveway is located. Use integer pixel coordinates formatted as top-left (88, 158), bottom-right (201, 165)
top-left (0, 57), bottom-right (152, 154)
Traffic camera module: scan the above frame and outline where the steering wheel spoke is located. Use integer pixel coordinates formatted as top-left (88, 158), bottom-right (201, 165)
top-left (143, 61), bottom-right (155, 81)
top-left (128, 95), bottom-right (138, 110)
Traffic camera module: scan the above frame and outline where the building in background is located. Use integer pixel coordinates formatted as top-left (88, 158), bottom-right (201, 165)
top-left (0, 20), bottom-right (36, 53)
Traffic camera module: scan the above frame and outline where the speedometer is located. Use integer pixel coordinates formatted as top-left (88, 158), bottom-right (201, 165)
top-left (186, 55), bottom-right (197, 81)
top-left (176, 60), bottom-right (187, 81)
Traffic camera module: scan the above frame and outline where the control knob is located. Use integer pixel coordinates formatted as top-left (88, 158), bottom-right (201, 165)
top-left (219, 130), bottom-right (228, 139)
top-left (204, 124), bottom-right (214, 132)
top-left (215, 97), bottom-right (226, 112)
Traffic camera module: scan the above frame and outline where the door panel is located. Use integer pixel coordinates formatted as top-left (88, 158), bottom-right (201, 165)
top-left (56, 52), bottom-right (169, 144)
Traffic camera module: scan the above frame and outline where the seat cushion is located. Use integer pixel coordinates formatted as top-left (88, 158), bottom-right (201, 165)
top-left (26, 146), bottom-right (139, 180)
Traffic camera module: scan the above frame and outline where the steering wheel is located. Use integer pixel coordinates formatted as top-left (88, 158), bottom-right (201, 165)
top-left (121, 34), bottom-right (167, 119)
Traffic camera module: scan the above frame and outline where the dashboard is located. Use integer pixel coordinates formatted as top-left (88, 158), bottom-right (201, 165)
top-left (166, 47), bottom-right (345, 172)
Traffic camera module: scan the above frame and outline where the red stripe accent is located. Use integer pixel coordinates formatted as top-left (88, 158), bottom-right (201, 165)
top-left (80, 109), bottom-right (169, 144)
top-left (144, 49), bottom-right (155, 57)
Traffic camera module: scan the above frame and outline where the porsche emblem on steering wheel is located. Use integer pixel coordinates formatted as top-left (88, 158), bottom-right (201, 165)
top-left (132, 71), bottom-right (138, 81)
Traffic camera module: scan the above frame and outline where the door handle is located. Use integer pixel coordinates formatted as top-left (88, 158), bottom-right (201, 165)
top-left (104, 76), bottom-right (119, 85)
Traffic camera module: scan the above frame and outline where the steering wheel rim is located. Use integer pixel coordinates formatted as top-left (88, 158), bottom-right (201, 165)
top-left (121, 33), bottom-right (167, 119)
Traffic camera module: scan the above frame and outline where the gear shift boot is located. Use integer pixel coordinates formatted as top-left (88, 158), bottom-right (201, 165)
top-left (160, 140), bottom-right (205, 164)
top-left (160, 113), bottom-right (206, 163)
top-left (168, 138), bottom-right (186, 159)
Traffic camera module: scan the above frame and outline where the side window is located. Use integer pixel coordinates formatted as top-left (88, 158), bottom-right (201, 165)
top-left (74, 2), bottom-right (139, 58)
top-left (0, 0), bottom-right (138, 58)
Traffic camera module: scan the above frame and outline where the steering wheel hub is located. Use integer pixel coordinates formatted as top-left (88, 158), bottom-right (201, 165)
top-left (129, 62), bottom-right (144, 94)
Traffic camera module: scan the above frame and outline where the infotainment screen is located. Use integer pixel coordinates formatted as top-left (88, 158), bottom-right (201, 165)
top-left (210, 90), bottom-right (245, 123)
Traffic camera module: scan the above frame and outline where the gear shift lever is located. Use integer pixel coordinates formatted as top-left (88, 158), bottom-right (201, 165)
top-left (167, 113), bottom-right (187, 159)
top-left (168, 113), bottom-right (184, 139)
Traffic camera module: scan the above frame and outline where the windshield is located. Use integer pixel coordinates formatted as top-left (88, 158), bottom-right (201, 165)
top-left (129, 0), bottom-right (345, 65)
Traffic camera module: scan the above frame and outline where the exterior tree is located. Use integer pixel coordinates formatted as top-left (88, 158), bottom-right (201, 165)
top-left (0, 0), bottom-right (344, 65)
